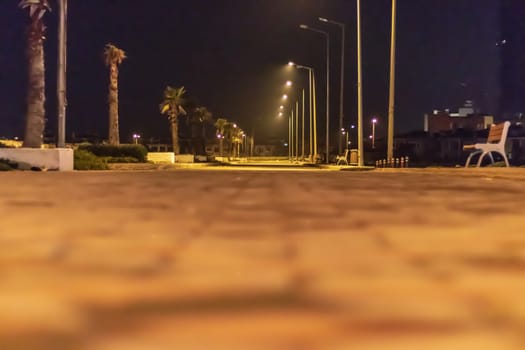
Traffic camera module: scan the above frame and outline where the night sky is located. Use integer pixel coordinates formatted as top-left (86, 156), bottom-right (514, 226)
top-left (0, 0), bottom-right (500, 143)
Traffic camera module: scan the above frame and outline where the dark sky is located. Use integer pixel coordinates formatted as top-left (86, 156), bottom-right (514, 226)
top-left (0, 0), bottom-right (500, 142)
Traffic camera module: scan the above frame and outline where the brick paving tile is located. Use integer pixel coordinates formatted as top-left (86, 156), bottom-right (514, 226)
top-left (1, 168), bottom-right (525, 349)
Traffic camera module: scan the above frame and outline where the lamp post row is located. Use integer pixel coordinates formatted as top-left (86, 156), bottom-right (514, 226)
top-left (295, 0), bottom-right (396, 166)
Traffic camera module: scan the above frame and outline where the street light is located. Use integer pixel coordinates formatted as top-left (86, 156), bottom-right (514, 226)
top-left (387, 0), bottom-right (397, 160)
top-left (133, 133), bottom-right (141, 144)
top-left (371, 118), bottom-right (377, 149)
top-left (288, 62), bottom-right (317, 162)
top-left (57, 0), bottom-right (68, 148)
top-left (286, 80), bottom-right (293, 87)
top-left (341, 128), bottom-right (349, 149)
top-left (357, 0), bottom-right (364, 166)
top-left (299, 24), bottom-right (330, 163)
top-left (282, 94), bottom-right (288, 100)
top-left (319, 17), bottom-right (346, 156)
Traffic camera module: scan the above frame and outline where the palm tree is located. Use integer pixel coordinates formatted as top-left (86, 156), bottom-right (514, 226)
top-left (103, 43), bottom-right (126, 145)
top-left (19, 0), bottom-right (51, 148)
top-left (214, 118), bottom-right (228, 157)
top-left (190, 106), bottom-right (212, 154)
top-left (160, 86), bottom-right (186, 154)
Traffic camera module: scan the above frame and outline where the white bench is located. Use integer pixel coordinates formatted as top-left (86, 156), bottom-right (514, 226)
top-left (463, 121), bottom-right (510, 168)
top-left (336, 149), bottom-right (350, 165)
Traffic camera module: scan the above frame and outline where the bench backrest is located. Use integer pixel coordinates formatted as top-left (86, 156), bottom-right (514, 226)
top-left (487, 121), bottom-right (510, 144)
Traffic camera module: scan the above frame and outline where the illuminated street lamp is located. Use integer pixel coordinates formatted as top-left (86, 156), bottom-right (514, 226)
top-left (288, 61), bottom-right (317, 162)
top-left (286, 80), bottom-right (293, 87)
top-left (371, 118), bottom-right (377, 149)
top-left (300, 24), bottom-right (330, 163)
top-left (279, 105), bottom-right (284, 110)
top-left (133, 133), bottom-right (141, 144)
top-left (282, 94), bottom-right (288, 100)
top-left (319, 17), bottom-right (346, 155)
top-left (341, 128), bottom-right (349, 149)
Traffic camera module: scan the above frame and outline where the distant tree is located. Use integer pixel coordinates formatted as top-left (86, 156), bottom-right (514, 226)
top-left (19, 0), bottom-right (51, 148)
top-left (160, 86), bottom-right (186, 154)
top-left (214, 118), bottom-right (228, 156)
top-left (103, 43), bottom-right (126, 145)
top-left (189, 106), bottom-right (212, 154)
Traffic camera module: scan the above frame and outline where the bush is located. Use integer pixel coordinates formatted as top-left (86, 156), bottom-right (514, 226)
top-left (0, 158), bottom-right (18, 171)
top-left (103, 156), bottom-right (140, 163)
top-left (74, 150), bottom-right (109, 170)
top-left (78, 144), bottom-right (148, 162)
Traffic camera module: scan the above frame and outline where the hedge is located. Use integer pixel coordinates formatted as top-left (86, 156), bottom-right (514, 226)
top-left (78, 144), bottom-right (148, 162)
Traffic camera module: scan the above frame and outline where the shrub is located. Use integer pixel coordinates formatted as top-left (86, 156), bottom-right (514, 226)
top-left (74, 150), bottom-right (109, 170)
top-left (78, 144), bottom-right (148, 162)
top-left (0, 158), bottom-right (18, 171)
top-left (103, 156), bottom-right (140, 163)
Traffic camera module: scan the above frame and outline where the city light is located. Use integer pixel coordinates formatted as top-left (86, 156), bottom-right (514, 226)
top-left (286, 81), bottom-right (292, 87)
top-left (282, 94), bottom-right (288, 100)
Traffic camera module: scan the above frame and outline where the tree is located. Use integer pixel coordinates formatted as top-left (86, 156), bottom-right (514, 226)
top-left (214, 118), bottom-right (228, 157)
top-left (103, 43), bottom-right (126, 145)
top-left (19, 0), bottom-right (51, 148)
top-left (189, 106), bottom-right (212, 155)
top-left (160, 86), bottom-right (186, 154)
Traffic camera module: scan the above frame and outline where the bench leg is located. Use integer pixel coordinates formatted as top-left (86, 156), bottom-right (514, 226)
top-left (488, 152), bottom-right (495, 164)
top-left (496, 151), bottom-right (510, 167)
top-left (476, 151), bottom-right (489, 167)
top-left (465, 150), bottom-right (481, 168)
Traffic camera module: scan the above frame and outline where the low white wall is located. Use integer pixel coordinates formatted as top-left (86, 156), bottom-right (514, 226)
top-left (175, 154), bottom-right (194, 163)
top-left (0, 148), bottom-right (74, 171)
top-left (147, 152), bottom-right (174, 164)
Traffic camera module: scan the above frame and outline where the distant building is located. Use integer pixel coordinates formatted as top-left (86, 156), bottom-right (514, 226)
top-left (424, 101), bottom-right (494, 134)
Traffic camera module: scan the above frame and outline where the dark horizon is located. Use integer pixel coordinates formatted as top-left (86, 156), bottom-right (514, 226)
top-left (1, 0), bottom-right (502, 143)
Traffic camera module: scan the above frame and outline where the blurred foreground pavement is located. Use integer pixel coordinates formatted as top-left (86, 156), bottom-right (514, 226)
top-left (1, 168), bottom-right (525, 350)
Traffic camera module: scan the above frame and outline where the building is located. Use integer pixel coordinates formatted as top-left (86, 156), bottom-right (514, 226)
top-left (424, 101), bottom-right (494, 135)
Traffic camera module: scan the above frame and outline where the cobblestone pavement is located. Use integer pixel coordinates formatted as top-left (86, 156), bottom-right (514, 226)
top-left (1, 168), bottom-right (525, 349)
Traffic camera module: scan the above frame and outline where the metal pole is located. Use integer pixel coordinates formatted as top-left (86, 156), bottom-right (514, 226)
top-left (387, 0), bottom-right (397, 160)
top-left (302, 88), bottom-right (305, 159)
top-left (372, 121), bottom-right (376, 149)
top-left (295, 100), bottom-right (299, 160)
top-left (313, 72), bottom-right (318, 161)
top-left (325, 33), bottom-right (330, 164)
top-left (357, 0), bottom-right (364, 166)
top-left (290, 109), bottom-right (295, 159)
top-left (339, 23), bottom-right (346, 156)
top-left (309, 70), bottom-right (313, 160)
top-left (57, 0), bottom-right (67, 147)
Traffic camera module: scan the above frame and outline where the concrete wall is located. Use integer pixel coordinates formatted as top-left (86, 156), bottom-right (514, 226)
top-left (0, 148), bottom-right (73, 171)
top-left (147, 152), bottom-right (174, 163)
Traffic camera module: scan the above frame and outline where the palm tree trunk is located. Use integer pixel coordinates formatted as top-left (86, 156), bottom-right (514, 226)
top-left (23, 22), bottom-right (46, 148)
top-left (219, 138), bottom-right (223, 157)
top-left (170, 116), bottom-right (180, 155)
top-left (108, 63), bottom-right (119, 145)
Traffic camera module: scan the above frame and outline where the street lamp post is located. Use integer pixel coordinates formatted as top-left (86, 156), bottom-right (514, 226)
top-left (319, 17), bottom-right (345, 156)
top-left (387, 0), bottom-right (397, 160)
top-left (57, 0), bottom-right (68, 147)
top-left (371, 118), bottom-right (377, 149)
top-left (289, 62), bottom-right (317, 162)
top-left (357, 0), bottom-right (364, 166)
top-left (133, 133), bottom-right (141, 144)
top-left (300, 24), bottom-right (330, 164)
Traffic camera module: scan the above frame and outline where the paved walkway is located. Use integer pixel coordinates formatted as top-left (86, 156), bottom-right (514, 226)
top-left (1, 168), bottom-right (525, 349)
